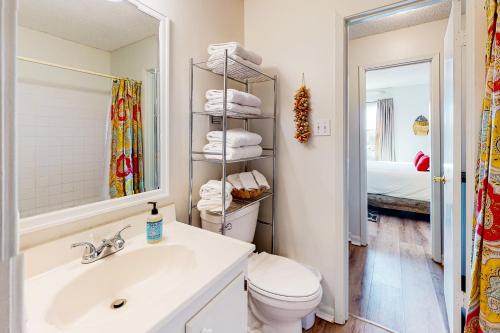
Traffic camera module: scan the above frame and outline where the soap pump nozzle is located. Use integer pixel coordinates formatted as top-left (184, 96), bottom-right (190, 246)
top-left (148, 201), bottom-right (158, 215)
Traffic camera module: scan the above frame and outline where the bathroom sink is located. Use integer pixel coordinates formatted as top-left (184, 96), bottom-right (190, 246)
top-left (46, 245), bottom-right (195, 329)
top-left (25, 221), bottom-right (254, 332)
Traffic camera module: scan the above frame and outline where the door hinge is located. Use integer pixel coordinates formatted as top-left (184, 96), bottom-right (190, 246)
top-left (244, 279), bottom-right (248, 291)
top-left (461, 291), bottom-right (468, 309)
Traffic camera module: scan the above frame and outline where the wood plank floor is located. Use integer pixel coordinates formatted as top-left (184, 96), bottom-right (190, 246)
top-left (307, 214), bottom-right (448, 333)
top-left (306, 317), bottom-right (390, 333)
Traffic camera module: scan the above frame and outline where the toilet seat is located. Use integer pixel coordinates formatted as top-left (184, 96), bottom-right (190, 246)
top-left (247, 252), bottom-right (321, 303)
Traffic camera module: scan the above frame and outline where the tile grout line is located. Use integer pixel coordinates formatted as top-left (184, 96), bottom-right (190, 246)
top-left (349, 313), bottom-right (399, 333)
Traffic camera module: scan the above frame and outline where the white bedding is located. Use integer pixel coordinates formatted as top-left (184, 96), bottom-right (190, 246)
top-left (367, 161), bottom-right (431, 202)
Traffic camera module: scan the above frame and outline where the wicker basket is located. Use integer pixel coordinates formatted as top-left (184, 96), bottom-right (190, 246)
top-left (231, 187), bottom-right (265, 199)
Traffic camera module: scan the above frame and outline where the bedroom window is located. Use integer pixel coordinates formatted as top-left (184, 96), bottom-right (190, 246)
top-left (366, 101), bottom-right (377, 160)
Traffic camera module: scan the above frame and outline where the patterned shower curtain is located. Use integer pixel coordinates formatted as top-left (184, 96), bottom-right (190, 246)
top-left (109, 79), bottom-right (145, 198)
top-left (465, 1), bottom-right (500, 331)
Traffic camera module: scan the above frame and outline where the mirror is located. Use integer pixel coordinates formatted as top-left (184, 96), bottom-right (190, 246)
top-left (16, 0), bottom-right (163, 219)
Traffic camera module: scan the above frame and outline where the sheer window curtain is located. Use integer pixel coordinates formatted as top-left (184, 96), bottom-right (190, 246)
top-left (375, 98), bottom-right (396, 161)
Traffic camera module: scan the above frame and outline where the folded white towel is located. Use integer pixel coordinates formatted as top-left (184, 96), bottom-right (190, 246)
top-left (207, 54), bottom-right (262, 80)
top-left (207, 42), bottom-right (262, 65)
top-left (239, 172), bottom-right (259, 190)
top-left (204, 102), bottom-right (261, 116)
top-left (197, 180), bottom-right (233, 212)
top-left (206, 128), bottom-right (262, 148)
top-left (206, 89), bottom-right (262, 107)
top-left (252, 170), bottom-right (270, 190)
top-left (203, 143), bottom-right (263, 161)
top-left (227, 174), bottom-right (243, 190)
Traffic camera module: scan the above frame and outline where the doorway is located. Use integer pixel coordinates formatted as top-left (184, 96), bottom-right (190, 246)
top-left (343, 1), bottom-right (458, 332)
top-left (351, 59), bottom-right (448, 332)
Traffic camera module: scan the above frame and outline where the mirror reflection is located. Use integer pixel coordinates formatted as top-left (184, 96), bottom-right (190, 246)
top-left (16, 0), bottom-right (161, 218)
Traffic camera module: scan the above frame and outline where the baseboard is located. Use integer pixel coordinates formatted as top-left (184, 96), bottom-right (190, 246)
top-left (316, 303), bottom-right (335, 323)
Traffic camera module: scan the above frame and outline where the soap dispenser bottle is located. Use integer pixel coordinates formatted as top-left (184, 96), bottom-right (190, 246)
top-left (147, 202), bottom-right (163, 244)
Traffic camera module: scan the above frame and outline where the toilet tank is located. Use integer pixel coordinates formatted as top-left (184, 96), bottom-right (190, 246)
top-left (200, 202), bottom-right (260, 243)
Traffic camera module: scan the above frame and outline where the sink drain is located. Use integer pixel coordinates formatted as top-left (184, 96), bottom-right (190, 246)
top-left (110, 298), bottom-right (127, 309)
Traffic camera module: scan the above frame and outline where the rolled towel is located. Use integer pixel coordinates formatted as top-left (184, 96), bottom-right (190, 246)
top-left (204, 102), bottom-right (261, 116)
top-left (206, 89), bottom-right (262, 107)
top-left (207, 42), bottom-right (262, 65)
top-left (207, 54), bottom-right (261, 80)
top-left (239, 172), bottom-right (259, 190)
top-left (252, 170), bottom-right (270, 190)
top-left (206, 128), bottom-right (262, 148)
top-left (196, 196), bottom-right (232, 212)
top-left (197, 180), bottom-right (233, 212)
top-left (199, 180), bottom-right (233, 199)
top-left (203, 143), bottom-right (263, 161)
top-left (227, 174), bottom-right (243, 190)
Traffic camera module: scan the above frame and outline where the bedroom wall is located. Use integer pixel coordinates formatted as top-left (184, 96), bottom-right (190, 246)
top-left (368, 84), bottom-right (432, 162)
top-left (348, 19), bottom-right (448, 246)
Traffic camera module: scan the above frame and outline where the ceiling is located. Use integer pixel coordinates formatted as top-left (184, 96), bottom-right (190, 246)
top-left (349, 1), bottom-right (451, 40)
top-left (18, 0), bottom-right (160, 52)
top-left (366, 62), bottom-right (430, 92)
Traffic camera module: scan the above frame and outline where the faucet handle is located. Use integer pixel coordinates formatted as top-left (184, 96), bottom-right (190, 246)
top-left (71, 242), bottom-right (97, 261)
top-left (113, 224), bottom-right (132, 239)
top-left (111, 224), bottom-right (132, 248)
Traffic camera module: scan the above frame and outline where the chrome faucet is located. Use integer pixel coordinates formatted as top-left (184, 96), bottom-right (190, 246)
top-left (71, 224), bottom-right (131, 264)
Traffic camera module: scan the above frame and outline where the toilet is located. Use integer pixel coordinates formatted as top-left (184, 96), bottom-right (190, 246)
top-left (201, 203), bottom-right (322, 333)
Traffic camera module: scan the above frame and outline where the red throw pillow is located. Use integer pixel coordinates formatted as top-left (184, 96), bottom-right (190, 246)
top-left (416, 155), bottom-right (430, 172)
top-left (414, 151), bottom-right (424, 166)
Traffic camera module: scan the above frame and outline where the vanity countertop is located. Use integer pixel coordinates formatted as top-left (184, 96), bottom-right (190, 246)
top-left (25, 221), bottom-right (255, 332)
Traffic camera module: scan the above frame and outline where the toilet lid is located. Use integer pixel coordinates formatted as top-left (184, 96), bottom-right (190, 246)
top-left (248, 252), bottom-right (320, 301)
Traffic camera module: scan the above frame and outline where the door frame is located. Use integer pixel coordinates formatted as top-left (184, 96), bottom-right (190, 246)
top-left (356, 55), bottom-right (442, 263)
top-left (337, 0), bottom-right (470, 327)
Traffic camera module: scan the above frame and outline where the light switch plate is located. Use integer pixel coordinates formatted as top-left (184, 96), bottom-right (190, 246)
top-left (313, 119), bottom-right (331, 136)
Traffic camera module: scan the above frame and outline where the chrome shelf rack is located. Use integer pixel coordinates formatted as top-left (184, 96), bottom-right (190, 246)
top-left (188, 51), bottom-right (277, 254)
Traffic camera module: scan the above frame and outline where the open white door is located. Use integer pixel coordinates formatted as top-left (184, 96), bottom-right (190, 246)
top-left (441, 0), bottom-right (463, 332)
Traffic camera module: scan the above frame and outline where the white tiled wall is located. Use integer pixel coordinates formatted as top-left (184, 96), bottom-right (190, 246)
top-left (17, 82), bottom-right (110, 218)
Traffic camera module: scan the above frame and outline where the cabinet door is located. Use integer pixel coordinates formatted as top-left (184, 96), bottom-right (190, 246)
top-left (186, 274), bottom-right (247, 333)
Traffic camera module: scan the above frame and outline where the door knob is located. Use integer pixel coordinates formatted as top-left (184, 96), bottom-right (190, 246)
top-left (433, 176), bottom-right (446, 184)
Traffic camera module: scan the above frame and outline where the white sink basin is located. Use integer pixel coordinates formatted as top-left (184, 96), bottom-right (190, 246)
top-left (25, 221), bottom-right (255, 332)
top-left (47, 245), bottom-right (196, 329)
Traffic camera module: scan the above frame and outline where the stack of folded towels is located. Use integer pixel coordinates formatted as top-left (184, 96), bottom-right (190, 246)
top-left (196, 180), bottom-right (233, 212)
top-left (203, 128), bottom-right (263, 160)
top-left (205, 89), bottom-right (262, 116)
top-left (206, 42), bottom-right (263, 79)
top-left (227, 170), bottom-right (270, 192)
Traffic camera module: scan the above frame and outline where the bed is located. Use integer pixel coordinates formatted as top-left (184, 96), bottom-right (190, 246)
top-left (367, 160), bottom-right (431, 214)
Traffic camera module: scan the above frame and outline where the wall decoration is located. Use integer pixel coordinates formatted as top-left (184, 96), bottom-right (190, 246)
top-left (413, 115), bottom-right (429, 136)
top-left (293, 74), bottom-right (311, 143)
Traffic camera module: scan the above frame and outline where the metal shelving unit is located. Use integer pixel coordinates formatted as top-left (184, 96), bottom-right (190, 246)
top-left (188, 51), bottom-right (277, 254)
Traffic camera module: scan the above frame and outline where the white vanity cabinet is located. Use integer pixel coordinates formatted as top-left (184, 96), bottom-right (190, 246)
top-left (186, 274), bottom-right (247, 333)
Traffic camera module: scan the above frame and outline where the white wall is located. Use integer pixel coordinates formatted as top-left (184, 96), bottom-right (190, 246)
top-left (244, 0), bottom-right (416, 322)
top-left (367, 84), bottom-right (432, 162)
top-left (17, 27), bottom-right (110, 218)
top-left (348, 19), bottom-right (447, 247)
top-left (139, 0), bottom-right (245, 226)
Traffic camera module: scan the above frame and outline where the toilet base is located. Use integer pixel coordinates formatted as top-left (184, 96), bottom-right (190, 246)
top-left (248, 296), bottom-right (306, 333)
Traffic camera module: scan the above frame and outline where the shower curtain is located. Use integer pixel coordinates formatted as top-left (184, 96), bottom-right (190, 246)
top-left (375, 98), bottom-right (395, 161)
top-left (465, 1), bottom-right (500, 332)
top-left (109, 79), bottom-right (145, 198)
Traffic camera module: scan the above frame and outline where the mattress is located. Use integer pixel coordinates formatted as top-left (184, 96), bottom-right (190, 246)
top-left (367, 161), bottom-right (431, 202)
